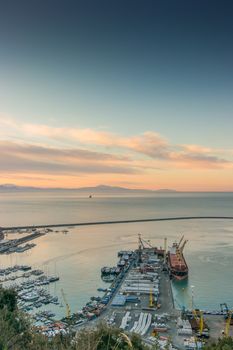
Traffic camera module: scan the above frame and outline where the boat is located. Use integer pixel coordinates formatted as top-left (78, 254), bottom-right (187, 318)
top-left (49, 276), bottom-right (59, 283)
top-left (102, 275), bottom-right (115, 283)
top-left (101, 267), bottom-right (110, 275)
top-left (16, 243), bottom-right (36, 253)
top-left (31, 269), bottom-right (44, 276)
top-left (117, 260), bottom-right (126, 268)
top-left (20, 265), bottom-right (32, 271)
top-left (166, 236), bottom-right (188, 281)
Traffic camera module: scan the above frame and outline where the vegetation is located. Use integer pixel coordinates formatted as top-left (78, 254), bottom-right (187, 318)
top-left (0, 287), bottom-right (150, 350)
top-left (0, 287), bottom-right (233, 350)
top-left (204, 337), bottom-right (233, 350)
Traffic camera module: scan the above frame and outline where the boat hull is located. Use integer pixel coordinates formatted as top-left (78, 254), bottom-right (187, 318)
top-left (170, 272), bottom-right (188, 281)
top-left (167, 249), bottom-right (189, 282)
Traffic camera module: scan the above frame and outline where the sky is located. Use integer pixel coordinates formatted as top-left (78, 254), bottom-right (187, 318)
top-left (0, 0), bottom-right (233, 191)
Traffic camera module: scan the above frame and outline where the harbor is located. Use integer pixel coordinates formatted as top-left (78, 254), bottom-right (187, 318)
top-left (64, 233), bottom-right (232, 349)
top-left (0, 222), bottom-right (233, 348)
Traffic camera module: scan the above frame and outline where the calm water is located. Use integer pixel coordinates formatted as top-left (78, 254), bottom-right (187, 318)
top-left (0, 192), bottom-right (233, 318)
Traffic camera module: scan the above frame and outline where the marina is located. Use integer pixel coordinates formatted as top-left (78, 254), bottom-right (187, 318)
top-left (0, 230), bottom-right (45, 254)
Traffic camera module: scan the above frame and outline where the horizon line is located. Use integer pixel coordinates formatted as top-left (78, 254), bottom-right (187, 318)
top-left (1, 183), bottom-right (233, 193)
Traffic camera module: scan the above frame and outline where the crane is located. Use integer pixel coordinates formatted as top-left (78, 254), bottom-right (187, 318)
top-left (178, 235), bottom-right (184, 248)
top-left (224, 310), bottom-right (233, 336)
top-left (138, 233), bottom-right (154, 263)
top-left (149, 288), bottom-right (154, 308)
top-left (138, 234), bottom-right (143, 263)
top-left (192, 309), bottom-right (204, 336)
top-left (220, 304), bottom-right (233, 336)
top-left (138, 234), bottom-right (153, 249)
top-left (61, 288), bottom-right (71, 319)
top-left (179, 239), bottom-right (188, 253)
top-left (163, 237), bottom-right (167, 263)
top-left (199, 311), bottom-right (204, 335)
top-left (220, 303), bottom-right (229, 314)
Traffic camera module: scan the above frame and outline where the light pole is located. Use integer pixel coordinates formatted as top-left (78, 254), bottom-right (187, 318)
top-left (191, 285), bottom-right (195, 311)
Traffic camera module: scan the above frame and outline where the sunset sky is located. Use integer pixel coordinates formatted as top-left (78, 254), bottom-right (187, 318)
top-left (0, 0), bottom-right (233, 191)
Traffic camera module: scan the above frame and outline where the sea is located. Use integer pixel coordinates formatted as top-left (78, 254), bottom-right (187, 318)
top-left (0, 191), bottom-right (233, 318)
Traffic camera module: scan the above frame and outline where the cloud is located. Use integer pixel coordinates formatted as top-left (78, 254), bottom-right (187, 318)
top-left (0, 116), bottom-right (232, 170)
top-left (0, 141), bottom-right (140, 175)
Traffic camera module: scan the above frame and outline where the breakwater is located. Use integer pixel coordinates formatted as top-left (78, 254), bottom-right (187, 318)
top-left (2, 215), bottom-right (233, 231)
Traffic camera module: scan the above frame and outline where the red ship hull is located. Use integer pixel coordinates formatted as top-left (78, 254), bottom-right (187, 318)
top-left (172, 273), bottom-right (188, 281)
top-left (167, 251), bottom-right (189, 281)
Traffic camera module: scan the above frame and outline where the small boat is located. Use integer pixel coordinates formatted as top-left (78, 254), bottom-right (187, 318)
top-left (20, 265), bottom-right (32, 271)
top-left (49, 276), bottom-right (59, 283)
top-left (102, 275), bottom-right (115, 283)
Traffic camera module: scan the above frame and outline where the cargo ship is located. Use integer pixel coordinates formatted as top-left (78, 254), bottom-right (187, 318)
top-left (167, 236), bottom-right (188, 281)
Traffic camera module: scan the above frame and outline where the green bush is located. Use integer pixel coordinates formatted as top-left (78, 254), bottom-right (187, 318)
top-left (0, 288), bottom-right (149, 350)
top-left (204, 337), bottom-right (233, 350)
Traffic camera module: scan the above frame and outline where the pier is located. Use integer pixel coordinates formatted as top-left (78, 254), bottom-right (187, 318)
top-left (73, 244), bottom-right (182, 348)
top-left (0, 231), bottom-right (45, 254)
top-left (2, 215), bottom-right (233, 232)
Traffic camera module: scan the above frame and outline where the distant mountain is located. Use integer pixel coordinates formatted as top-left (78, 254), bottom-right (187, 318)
top-left (0, 184), bottom-right (176, 194)
top-left (0, 184), bottom-right (40, 191)
top-left (72, 185), bottom-right (176, 194)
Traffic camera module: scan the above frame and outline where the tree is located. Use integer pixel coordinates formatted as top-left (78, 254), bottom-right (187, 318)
top-left (0, 288), bottom-right (149, 350)
top-left (0, 288), bottom-right (17, 312)
top-left (204, 337), bottom-right (233, 350)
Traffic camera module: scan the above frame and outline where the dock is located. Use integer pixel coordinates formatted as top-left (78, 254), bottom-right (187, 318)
top-left (0, 231), bottom-right (45, 254)
top-left (71, 236), bottom-right (231, 349)
top-left (71, 237), bottom-right (182, 349)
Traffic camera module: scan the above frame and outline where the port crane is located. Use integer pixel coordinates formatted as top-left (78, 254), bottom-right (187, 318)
top-left (178, 235), bottom-right (184, 248)
top-left (220, 303), bottom-right (229, 314)
top-left (61, 288), bottom-right (71, 319)
top-left (138, 233), bottom-right (153, 249)
top-left (149, 288), bottom-right (155, 308)
top-left (224, 310), bottom-right (233, 336)
top-left (179, 239), bottom-right (188, 253)
top-left (192, 309), bottom-right (204, 336)
top-left (176, 238), bottom-right (188, 266)
top-left (138, 234), bottom-right (154, 263)
top-left (220, 303), bottom-right (233, 336)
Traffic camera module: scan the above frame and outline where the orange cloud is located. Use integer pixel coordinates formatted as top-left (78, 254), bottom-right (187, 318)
top-left (12, 122), bottom-right (231, 164)
top-left (0, 140), bottom-right (142, 175)
top-left (0, 117), bottom-right (233, 190)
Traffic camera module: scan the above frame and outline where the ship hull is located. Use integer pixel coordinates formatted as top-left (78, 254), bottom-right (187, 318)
top-left (170, 272), bottom-right (188, 281)
top-left (167, 251), bottom-right (189, 282)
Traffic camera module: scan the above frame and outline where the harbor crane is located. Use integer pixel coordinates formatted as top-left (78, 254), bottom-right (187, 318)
top-left (220, 303), bottom-right (233, 336)
top-left (61, 288), bottom-right (71, 319)
top-left (220, 303), bottom-right (233, 321)
top-left (138, 233), bottom-right (153, 249)
top-left (149, 288), bottom-right (154, 308)
top-left (220, 303), bottom-right (229, 314)
top-left (224, 310), bottom-right (233, 337)
top-left (178, 235), bottom-right (184, 248)
top-left (179, 239), bottom-right (188, 253)
top-left (192, 309), bottom-right (204, 336)
top-left (138, 233), bottom-right (154, 263)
